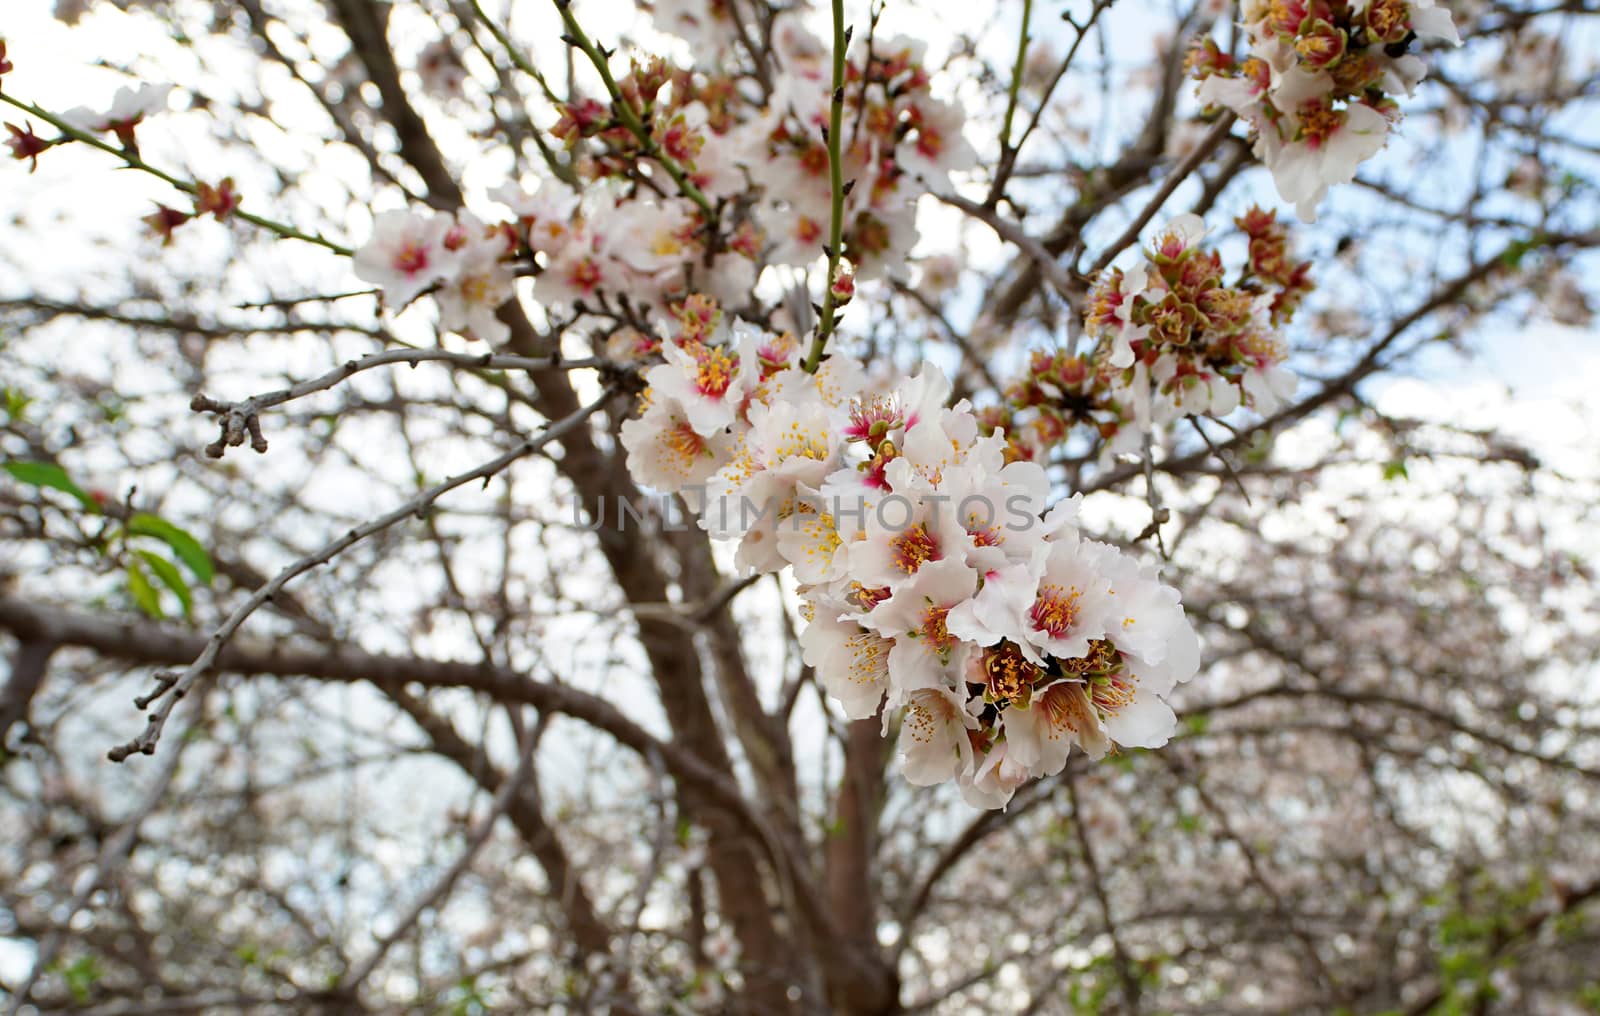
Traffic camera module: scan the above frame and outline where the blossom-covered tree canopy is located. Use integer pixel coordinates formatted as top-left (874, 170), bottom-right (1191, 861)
top-left (1, 0), bottom-right (1597, 1012)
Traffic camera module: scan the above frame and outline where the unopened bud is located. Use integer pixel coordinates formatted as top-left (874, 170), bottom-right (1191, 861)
top-left (195, 178), bottom-right (240, 221)
top-left (633, 55), bottom-right (670, 104)
top-left (143, 204), bottom-right (193, 245)
top-left (830, 265), bottom-right (856, 305)
top-left (4, 121), bottom-right (50, 171)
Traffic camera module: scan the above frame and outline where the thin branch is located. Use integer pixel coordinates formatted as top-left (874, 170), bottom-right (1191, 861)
top-left (989, 0), bottom-right (1034, 207)
top-left (894, 278), bottom-right (1004, 399)
top-left (1066, 776), bottom-right (1143, 1015)
top-left (5, 695), bottom-right (197, 1016)
top-left (108, 388), bottom-right (617, 762)
top-left (338, 709), bottom-right (542, 993)
top-left (802, 0), bottom-right (851, 374)
top-left (0, 592), bottom-right (813, 915)
top-left (2, 296), bottom-right (383, 340)
top-left (466, 0), bottom-right (562, 106)
top-left (189, 347), bottom-right (608, 456)
top-left (551, 0), bottom-right (717, 220)
top-left (934, 189), bottom-right (1079, 305)
top-left (235, 289), bottom-right (379, 311)
top-left (1008, 0), bottom-right (1115, 165)
top-left (0, 93), bottom-right (354, 257)
top-left (1083, 113), bottom-right (1237, 277)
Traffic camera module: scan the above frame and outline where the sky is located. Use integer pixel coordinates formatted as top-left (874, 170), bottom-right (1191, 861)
top-left (3, 0), bottom-right (1599, 996)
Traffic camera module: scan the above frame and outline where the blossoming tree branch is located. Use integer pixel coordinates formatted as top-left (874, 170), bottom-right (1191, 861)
top-left (2, 0), bottom-right (1597, 1012)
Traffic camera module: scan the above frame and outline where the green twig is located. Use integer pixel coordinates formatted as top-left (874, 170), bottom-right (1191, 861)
top-left (1, 93), bottom-right (353, 257)
top-left (550, 0), bottom-right (717, 222)
top-left (463, 0), bottom-right (579, 186)
top-left (801, 0), bottom-right (849, 375)
top-left (997, 0), bottom-right (1032, 162)
top-left (988, 0), bottom-right (1114, 206)
top-left (468, 0), bottom-right (561, 104)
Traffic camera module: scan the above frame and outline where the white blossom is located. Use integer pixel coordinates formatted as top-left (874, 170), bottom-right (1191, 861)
top-left (62, 83), bottom-right (172, 134)
top-left (898, 686), bottom-right (977, 786)
top-left (352, 209), bottom-right (463, 307)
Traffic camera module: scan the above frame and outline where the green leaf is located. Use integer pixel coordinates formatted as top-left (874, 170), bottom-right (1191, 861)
top-left (127, 513), bottom-right (214, 584)
top-left (1497, 237), bottom-right (1537, 269)
top-left (1382, 459), bottom-right (1409, 482)
top-left (1577, 982), bottom-right (1600, 1013)
top-left (127, 560), bottom-right (164, 620)
top-left (1243, 431), bottom-right (1274, 464)
top-left (2, 387), bottom-right (31, 421)
top-left (58, 954), bottom-right (102, 1003)
top-left (135, 549), bottom-right (193, 617)
top-left (3, 461), bottom-right (97, 511)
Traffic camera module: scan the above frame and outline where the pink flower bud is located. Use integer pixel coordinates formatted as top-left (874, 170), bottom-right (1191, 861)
top-left (143, 204), bottom-right (193, 245)
top-left (5, 122), bottom-right (50, 172)
top-left (830, 266), bottom-right (856, 305)
top-left (195, 178), bottom-right (240, 220)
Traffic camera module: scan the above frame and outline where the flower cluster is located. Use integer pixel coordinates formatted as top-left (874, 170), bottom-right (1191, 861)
top-left (619, 298), bottom-right (1200, 809)
top-left (350, 177), bottom-right (761, 338)
top-left (355, 15), bottom-right (976, 344)
top-left (503, 177), bottom-right (759, 317)
top-left (1190, 0), bottom-right (1459, 220)
top-left (351, 208), bottom-right (520, 344)
top-left (738, 25), bottom-right (976, 279)
top-left (992, 210), bottom-right (1312, 462)
top-left (544, 11), bottom-right (973, 283)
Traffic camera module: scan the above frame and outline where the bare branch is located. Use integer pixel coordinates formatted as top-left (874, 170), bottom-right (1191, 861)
top-left (109, 388), bottom-right (617, 762)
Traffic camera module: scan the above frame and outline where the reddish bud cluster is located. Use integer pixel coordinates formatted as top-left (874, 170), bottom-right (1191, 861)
top-left (561, 63), bottom-right (721, 182)
top-left (672, 292), bottom-right (722, 344)
top-left (994, 350), bottom-right (1103, 461)
top-left (1185, 37), bottom-right (1234, 78)
top-left (984, 208), bottom-right (1315, 463)
top-left (1236, 207), bottom-right (1314, 323)
top-left (755, 39), bottom-right (957, 269)
top-left (1257, 0), bottom-right (1403, 95)
top-left (659, 110), bottom-right (705, 166)
top-left (1189, 0), bottom-right (1442, 148)
top-left (727, 219), bottom-right (764, 260)
top-left (551, 97), bottom-right (609, 147)
top-left (195, 178), bottom-right (240, 221)
top-left (626, 55), bottom-right (670, 107)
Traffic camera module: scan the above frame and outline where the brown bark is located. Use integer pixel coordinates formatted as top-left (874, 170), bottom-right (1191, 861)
top-left (0, 638), bottom-right (56, 748)
top-left (824, 719), bottom-right (900, 1015)
top-left (319, 0), bottom-right (800, 1000)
